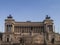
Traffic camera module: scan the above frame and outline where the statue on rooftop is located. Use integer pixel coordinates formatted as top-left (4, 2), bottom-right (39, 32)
top-left (45, 15), bottom-right (51, 19)
top-left (7, 14), bottom-right (13, 18)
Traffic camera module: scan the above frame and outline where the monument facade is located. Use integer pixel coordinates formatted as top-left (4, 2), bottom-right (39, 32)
top-left (0, 15), bottom-right (60, 45)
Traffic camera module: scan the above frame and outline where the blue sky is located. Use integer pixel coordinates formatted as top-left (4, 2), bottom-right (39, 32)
top-left (0, 0), bottom-right (60, 33)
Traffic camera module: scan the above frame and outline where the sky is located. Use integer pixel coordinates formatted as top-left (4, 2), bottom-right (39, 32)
top-left (0, 0), bottom-right (60, 33)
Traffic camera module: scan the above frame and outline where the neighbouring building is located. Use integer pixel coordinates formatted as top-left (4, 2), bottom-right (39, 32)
top-left (0, 15), bottom-right (60, 45)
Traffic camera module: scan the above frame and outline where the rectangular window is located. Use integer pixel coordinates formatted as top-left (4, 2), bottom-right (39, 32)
top-left (48, 25), bottom-right (53, 32)
top-left (7, 25), bottom-right (12, 32)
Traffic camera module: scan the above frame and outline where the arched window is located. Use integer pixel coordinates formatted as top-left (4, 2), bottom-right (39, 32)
top-left (51, 38), bottom-right (54, 44)
top-left (6, 35), bottom-right (10, 42)
top-left (7, 38), bottom-right (9, 42)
